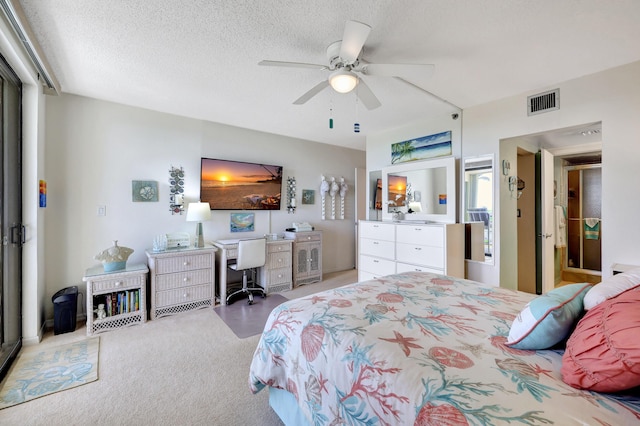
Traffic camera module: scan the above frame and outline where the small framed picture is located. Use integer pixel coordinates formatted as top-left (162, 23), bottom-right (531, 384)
top-left (302, 189), bottom-right (315, 205)
top-left (230, 213), bottom-right (255, 232)
top-left (132, 180), bottom-right (159, 202)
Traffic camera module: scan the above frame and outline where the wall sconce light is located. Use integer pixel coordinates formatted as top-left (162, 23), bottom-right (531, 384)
top-left (286, 176), bottom-right (296, 214)
top-left (186, 202), bottom-right (211, 248)
top-left (169, 166), bottom-right (185, 214)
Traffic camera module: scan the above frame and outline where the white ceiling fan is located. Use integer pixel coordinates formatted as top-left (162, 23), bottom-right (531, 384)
top-left (259, 20), bottom-right (435, 110)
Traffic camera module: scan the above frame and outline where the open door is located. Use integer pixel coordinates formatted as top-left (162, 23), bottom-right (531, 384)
top-left (535, 149), bottom-right (555, 294)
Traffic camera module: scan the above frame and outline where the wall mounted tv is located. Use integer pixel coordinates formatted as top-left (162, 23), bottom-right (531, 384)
top-left (200, 158), bottom-right (283, 210)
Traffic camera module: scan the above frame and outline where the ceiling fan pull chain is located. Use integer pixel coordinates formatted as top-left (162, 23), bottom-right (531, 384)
top-left (354, 88), bottom-right (360, 133)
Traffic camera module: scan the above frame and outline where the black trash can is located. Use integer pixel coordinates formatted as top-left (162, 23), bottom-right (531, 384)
top-left (52, 286), bottom-right (78, 335)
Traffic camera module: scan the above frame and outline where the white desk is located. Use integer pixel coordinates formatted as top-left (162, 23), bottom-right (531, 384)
top-left (213, 238), bottom-right (293, 305)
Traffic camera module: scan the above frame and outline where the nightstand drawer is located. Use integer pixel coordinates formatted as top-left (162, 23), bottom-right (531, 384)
top-left (155, 284), bottom-right (212, 307)
top-left (92, 274), bottom-right (144, 293)
top-left (154, 253), bottom-right (212, 274)
top-left (155, 269), bottom-right (212, 291)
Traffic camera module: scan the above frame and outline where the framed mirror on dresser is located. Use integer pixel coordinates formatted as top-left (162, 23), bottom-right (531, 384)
top-left (381, 155), bottom-right (456, 224)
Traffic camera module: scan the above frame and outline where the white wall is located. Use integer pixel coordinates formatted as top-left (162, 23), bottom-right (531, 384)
top-left (42, 94), bottom-right (365, 324)
top-left (364, 61), bottom-right (640, 289)
top-left (463, 60), bottom-right (640, 288)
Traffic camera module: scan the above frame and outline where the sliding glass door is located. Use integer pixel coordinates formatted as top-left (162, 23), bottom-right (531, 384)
top-left (0, 53), bottom-right (22, 381)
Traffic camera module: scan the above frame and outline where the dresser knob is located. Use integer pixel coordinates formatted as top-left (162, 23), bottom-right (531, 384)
top-left (183, 293), bottom-right (188, 298)
top-left (277, 274), bottom-right (283, 278)
top-left (278, 259), bottom-right (282, 263)
top-left (115, 281), bottom-right (122, 286)
top-left (183, 277), bottom-right (189, 282)
top-left (183, 262), bottom-right (189, 266)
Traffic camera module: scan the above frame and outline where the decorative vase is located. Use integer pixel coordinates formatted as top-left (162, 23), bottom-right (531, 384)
top-left (94, 240), bottom-right (134, 272)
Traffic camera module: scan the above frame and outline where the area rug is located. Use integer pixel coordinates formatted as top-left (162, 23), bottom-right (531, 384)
top-left (0, 337), bottom-right (99, 409)
top-left (214, 294), bottom-right (288, 339)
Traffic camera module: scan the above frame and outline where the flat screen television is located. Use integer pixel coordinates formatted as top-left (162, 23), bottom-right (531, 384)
top-left (200, 158), bottom-right (283, 210)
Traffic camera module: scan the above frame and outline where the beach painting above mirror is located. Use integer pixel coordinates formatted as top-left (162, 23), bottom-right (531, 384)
top-left (391, 130), bottom-right (452, 164)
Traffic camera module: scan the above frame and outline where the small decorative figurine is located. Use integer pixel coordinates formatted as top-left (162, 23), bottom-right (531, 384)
top-left (97, 304), bottom-right (106, 320)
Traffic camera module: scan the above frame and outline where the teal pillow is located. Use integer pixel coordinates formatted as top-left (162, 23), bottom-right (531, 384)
top-left (506, 283), bottom-right (592, 350)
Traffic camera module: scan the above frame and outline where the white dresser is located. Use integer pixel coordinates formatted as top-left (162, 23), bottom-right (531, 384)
top-left (358, 220), bottom-right (464, 282)
top-left (146, 246), bottom-right (217, 319)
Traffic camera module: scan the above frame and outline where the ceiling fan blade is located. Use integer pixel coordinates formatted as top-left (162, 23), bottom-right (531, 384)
top-left (355, 78), bottom-right (381, 110)
top-left (339, 20), bottom-right (371, 62)
top-left (259, 60), bottom-right (328, 70)
top-left (360, 63), bottom-right (435, 79)
top-left (293, 80), bottom-right (330, 105)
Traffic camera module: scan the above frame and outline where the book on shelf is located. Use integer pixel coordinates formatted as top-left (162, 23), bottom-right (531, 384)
top-left (96, 289), bottom-right (140, 317)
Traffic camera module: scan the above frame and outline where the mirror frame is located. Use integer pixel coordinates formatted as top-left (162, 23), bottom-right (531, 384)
top-left (381, 156), bottom-right (456, 223)
top-left (462, 154), bottom-right (495, 264)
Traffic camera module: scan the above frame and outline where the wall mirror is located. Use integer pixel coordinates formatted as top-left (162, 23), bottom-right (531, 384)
top-left (463, 155), bottom-right (494, 263)
top-left (381, 156), bottom-right (456, 223)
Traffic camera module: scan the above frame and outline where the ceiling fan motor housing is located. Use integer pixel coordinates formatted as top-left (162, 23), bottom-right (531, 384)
top-left (326, 40), bottom-right (360, 70)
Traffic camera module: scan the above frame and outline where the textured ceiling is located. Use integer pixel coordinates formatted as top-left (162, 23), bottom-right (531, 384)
top-left (16, 0), bottom-right (640, 151)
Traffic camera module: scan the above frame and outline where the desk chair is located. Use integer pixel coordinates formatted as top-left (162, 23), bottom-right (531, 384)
top-left (226, 238), bottom-right (267, 305)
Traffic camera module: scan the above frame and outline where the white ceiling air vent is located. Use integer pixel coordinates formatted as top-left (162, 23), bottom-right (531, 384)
top-left (527, 89), bottom-right (559, 116)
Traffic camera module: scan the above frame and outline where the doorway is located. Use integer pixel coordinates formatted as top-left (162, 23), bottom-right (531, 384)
top-left (558, 157), bottom-right (602, 285)
top-left (502, 122), bottom-right (602, 295)
top-left (0, 55), bottom-right (23, 380)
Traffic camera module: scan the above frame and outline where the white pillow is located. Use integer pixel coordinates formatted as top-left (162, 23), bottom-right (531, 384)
top-left (583, 268), bottom-right (640, 310)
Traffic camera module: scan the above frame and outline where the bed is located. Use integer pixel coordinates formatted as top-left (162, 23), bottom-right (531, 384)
top-left (249, 271), bottom-right (640, 425)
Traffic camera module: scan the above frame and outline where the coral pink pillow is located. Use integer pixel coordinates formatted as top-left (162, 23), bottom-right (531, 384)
top-left (561, 284), bottom-right (640, 392)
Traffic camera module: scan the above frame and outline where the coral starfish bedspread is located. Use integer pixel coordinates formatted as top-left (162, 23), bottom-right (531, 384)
top-left (249, 272), bottom-right (640, 425)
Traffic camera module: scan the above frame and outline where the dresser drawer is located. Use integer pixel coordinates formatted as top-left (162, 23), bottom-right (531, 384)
top-left (293, 232), bottom-right (321, 242)
top-left (359, 254), bottom-right (395, 276)
top-left (267, 250), bottom-right (291, 269)
top-left (359, 221), bottom-right (395, 241)
top-left (396, 224), bottom-right (444, 247)
top-left (266, 267), bottom-right (292, 286)
top-left (155, 283), bottom-right (212, 308)
top-left (396, 262), bottom-right (442, 274)
top-left (268, 242), bottom-right (291, 254)
top-left (155, 269), bottom-right (212, 291)
top-left (359, 238), bottom-right (395, 259)
top-left (396, 243), bottom-right (444, 269)
top-left (92, 274), bottom-right (144, 292)
top-left (154, 253), bottom-right (213, 274)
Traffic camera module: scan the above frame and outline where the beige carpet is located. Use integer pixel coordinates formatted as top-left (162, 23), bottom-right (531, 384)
top-left (0, 269), bottom-right (357, 426)
top-left (0, 338), bottom-right (99, 409)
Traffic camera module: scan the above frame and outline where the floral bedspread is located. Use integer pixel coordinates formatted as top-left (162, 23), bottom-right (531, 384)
top-left (249, 272), bottom-right (640, 425)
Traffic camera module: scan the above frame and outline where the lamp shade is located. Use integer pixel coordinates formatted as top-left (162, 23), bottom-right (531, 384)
top-left (186, 202), bottom-right (211, 222)
top-left (329, 69), bottom-right (358, 93)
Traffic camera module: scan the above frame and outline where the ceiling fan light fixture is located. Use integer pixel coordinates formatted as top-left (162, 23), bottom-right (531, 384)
top-left (329, 69), bottom-right (358, 93)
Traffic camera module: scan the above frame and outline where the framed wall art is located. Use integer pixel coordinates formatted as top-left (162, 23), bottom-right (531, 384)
top-left (132, 180), bottom-right (159, 202)
top-left (230, 213), bottom-right (255, 232)
top-left (302, 189), bottom-right (315, 205)
top-left (391, 130), bottom-right (452, 164)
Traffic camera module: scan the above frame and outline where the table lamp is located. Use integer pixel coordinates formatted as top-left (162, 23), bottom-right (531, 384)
top-left (186, 202), bottom-right (211, 248)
